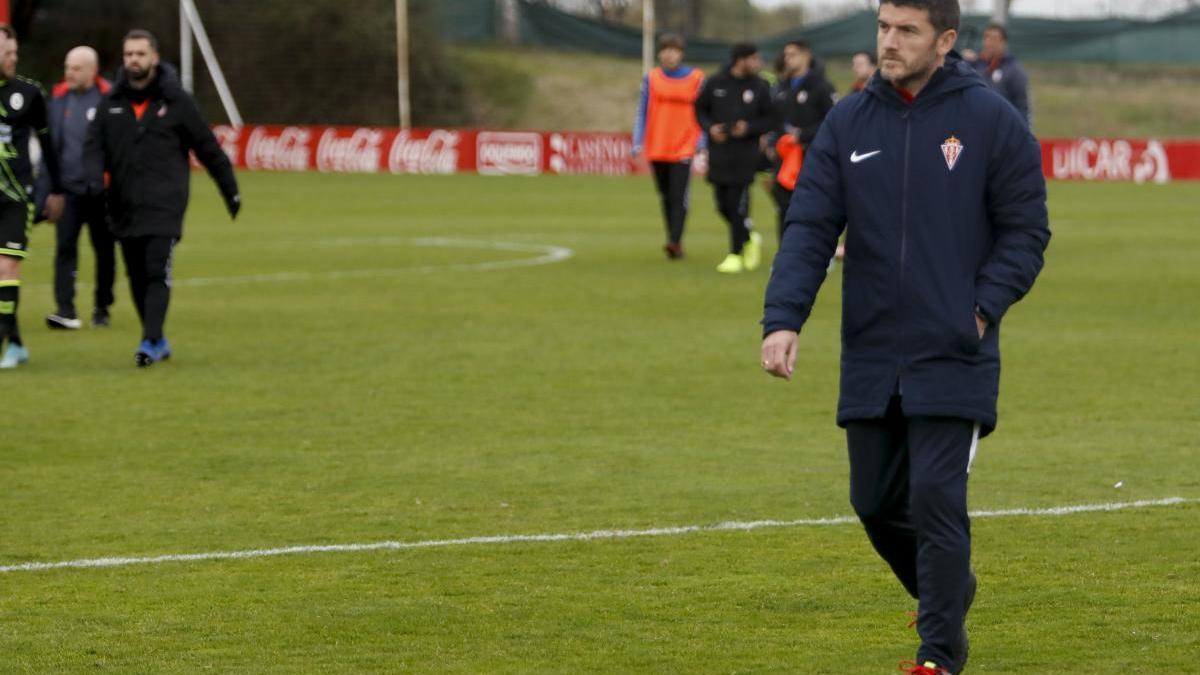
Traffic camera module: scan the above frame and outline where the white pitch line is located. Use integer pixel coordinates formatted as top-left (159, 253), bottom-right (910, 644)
top-left (174, 238), bottom-right (573, 287)
top-left (26, 238), bottom-right (574, 291)
top-left (0, 497), bottom-right (1191, 575)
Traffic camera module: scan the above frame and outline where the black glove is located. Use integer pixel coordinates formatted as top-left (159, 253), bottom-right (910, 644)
top-left (226, 193), bottom-right (241, 220)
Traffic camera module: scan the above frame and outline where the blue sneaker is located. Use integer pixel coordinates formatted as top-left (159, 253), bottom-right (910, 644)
top-left (135, 338), bottom-right (171, 367)
top-left (156, 338), bottom-right (172, 362)
top-left (0, 342), bottom-right (30, 369)
top-left (136, 339), bottom-right (156, 367)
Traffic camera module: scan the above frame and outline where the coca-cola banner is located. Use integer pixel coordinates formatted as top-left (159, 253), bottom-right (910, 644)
top-left (210, 125), bottom-right (641, 177)
top-left (211, 126), bottom-right (1200, 182)
top-left (1040, 138), bottom-right (1200, 183)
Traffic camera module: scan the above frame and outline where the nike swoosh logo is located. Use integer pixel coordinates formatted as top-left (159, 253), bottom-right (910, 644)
top-left (850, 150), bottom-right (882, 163)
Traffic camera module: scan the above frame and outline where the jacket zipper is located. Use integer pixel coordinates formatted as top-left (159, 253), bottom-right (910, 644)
top-left (896, 111), bottom-right (912, 395)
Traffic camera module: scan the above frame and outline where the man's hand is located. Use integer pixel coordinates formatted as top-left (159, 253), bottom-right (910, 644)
top-left (709, 124), bottom-right (728, 144)
top-left (975, 313), bottom-right (987, 339)
top-left (43, 193), bottom-right (65, 223)
top-left (731, 120), bottom-right (749, 138)
top-left (761, 330), bottom-right (800, 380)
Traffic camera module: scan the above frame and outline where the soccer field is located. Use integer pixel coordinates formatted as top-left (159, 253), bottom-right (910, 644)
top-left (3, 172), bottom-right (1197, 672)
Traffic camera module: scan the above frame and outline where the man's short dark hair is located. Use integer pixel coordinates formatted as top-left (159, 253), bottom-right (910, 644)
top-left (658, 33), bottom-right (685, 52)
top-left (880, 0), bottom-right (961, 35)
top-left (785, 39), bottom-right (811, 53)
top-left (729, 42), bottom-right (759, 63)
top-left (853, 49), bottom-right (877, 65)
top-left (984, 23), bottom-right (1008, 40)
top-left (123, 29), bottom-right (159, 52)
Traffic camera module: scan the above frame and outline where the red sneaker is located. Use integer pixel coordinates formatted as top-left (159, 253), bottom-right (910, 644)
top-left (663, 242), bottom-right (684, 259)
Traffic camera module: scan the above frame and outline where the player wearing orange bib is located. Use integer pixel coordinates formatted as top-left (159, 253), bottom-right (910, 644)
top-left (633, 33), bottom-right (704, 260)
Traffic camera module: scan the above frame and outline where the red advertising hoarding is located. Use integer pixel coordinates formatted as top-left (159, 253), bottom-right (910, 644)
top-left (212, 125), bottom-right (1200, 182)
top-left (1040, 138), bottom-right (1200, 183)
top-left (211, 125), bottom-right (640, 177)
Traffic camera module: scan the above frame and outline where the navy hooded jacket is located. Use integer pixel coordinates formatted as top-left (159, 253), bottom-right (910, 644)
top-left (762, 56), bottom-right (1050, 435)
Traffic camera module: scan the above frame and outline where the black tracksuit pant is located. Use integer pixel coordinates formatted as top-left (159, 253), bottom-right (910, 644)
top-left (651, 161), bottom-right (691, 245)
top-left (846, 396), bottom-right (979, 670)
top-left (120, 235), bottom-right (175, 342)
top-left (54, 193), bottom-right (115, 316)
top-left (712, 182), bottom-right (752, 254)
top-left (771, 182), bottom-right (792, 243)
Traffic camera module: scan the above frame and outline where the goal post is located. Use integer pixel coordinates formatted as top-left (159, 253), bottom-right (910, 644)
top-left (179, 0), bottom-right (244, 126)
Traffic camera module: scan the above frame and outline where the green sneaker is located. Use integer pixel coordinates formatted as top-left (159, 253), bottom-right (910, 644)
top-left (716, 253), bottom-right (744, 274)
top-left (743, 231), bottom-right (763, 270)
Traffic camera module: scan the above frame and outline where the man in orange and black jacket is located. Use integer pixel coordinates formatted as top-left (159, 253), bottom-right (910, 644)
top-left (85, 29), bottom-right (240, 367)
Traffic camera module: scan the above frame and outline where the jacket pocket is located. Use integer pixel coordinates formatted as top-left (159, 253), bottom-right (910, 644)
top-left (957, 304), bottom-right (983, 356)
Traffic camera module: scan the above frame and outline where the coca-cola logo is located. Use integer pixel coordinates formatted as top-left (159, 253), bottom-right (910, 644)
top-left (388, 129), bottom-right (460, 175)
top-left (548, 133), bottom-right (633, 175)
top-left (317, 128), bottom-right (384, 173)
top-left (1051, 138), bottom-right (1171, 184)
top-left (477, 132), bottom-right (542, 176)
top-left (212, 125), bottom-right (242, 164)
top-left (245, 126), bottom-right (312, 172)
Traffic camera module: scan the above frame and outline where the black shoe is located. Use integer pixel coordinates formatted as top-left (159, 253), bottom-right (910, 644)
top-left (46, 312), bottom-right (82, 330)
top-left (91, 308), bottom-right (111, 328)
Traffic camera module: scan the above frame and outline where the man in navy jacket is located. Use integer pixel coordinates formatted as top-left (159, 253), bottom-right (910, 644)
top-left (972, 23), bottom-right (1032, 128)
top-left (42, 47), bottom-right (115, 330)
top-left (760, 1), bottom-right (1050, 672)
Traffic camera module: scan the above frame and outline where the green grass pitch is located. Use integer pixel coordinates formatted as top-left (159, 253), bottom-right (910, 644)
top-left (2, 172), bottom-right (1197, 672)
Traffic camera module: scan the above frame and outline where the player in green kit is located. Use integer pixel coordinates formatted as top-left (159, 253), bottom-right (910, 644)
top-left (0, 25), bottom-right (64, 369)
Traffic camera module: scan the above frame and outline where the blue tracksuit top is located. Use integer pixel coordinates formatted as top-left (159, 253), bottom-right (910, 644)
top-left (762, 56), bottom-right (1050, 435)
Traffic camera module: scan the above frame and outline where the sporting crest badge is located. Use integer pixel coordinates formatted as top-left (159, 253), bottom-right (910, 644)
top-left (941, 135), bottom-right (963, 171)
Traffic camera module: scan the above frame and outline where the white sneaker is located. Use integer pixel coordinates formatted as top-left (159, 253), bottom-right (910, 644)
top-left (0, 342), bottom-right (29, 369)
top-left (46, 313), bottom-right (82, 330)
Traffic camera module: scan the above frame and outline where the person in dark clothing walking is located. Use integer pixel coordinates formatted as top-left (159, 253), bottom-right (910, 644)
top-left (694, 43), bottom-right (773, 274)
top-left (0, 26), bottom-right (65, 369)
top-left (42, 46), bottom-right (116, 330)
top-left (768, 40), bottom-right (837, 241)
top-left (85, 29), bottom-right (240, 367)
top-left (968, 24), bottom-right (1031, 127)
top-left (633, 33), bottom-right (704, 260)
top-left (760, 1), bottom-right (1050, 672)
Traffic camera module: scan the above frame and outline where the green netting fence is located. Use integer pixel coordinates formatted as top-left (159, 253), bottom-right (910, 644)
top-left (441, 1), bottom-right (1200, 65)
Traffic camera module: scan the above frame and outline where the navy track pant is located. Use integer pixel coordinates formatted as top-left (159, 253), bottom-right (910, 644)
top-left (846, 396), bottom-right (979, 669)
top-left (712, 182), bottom-right (752, 254)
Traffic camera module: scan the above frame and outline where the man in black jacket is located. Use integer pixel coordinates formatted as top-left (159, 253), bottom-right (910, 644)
top-left (694, 43), bottom-right (773, 274)
top-left (0, 25), bottom-right (65, 369)
top-left (768, 40), bottom-right (837, 241)
top-left (86, 29), bottom-right (240, 367)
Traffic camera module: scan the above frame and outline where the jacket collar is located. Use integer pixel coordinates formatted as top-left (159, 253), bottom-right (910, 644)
top-left (865, 52), bottom-right (985, 110)
top-left (113, 62), bottom-right (183, 100)
top-left (52, 76), bottom-right (112, 99)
